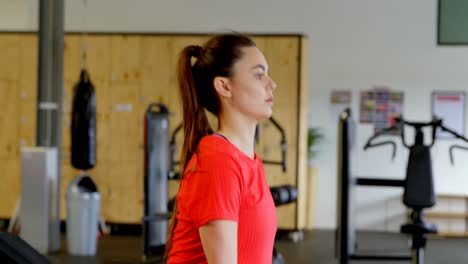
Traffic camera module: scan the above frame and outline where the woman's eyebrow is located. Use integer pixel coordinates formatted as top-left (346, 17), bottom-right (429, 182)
top-left (250, 64), bottom-right (266, 71)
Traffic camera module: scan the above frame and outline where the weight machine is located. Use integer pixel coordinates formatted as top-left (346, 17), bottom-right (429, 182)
top-left (336, 108), bottom-right (468, 264)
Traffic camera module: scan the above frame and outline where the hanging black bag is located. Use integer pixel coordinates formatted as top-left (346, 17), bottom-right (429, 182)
top-left (71, 69), bottom-right (97, 170)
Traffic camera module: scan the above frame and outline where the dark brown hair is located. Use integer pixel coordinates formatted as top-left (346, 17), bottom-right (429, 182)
top-left (165, 34), bottom-right (256, 258)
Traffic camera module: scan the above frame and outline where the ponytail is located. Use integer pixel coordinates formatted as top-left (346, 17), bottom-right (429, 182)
top-left (164, 45), bottom-right (212, 258)
top-left (177, 45), bottom-right (213, 170)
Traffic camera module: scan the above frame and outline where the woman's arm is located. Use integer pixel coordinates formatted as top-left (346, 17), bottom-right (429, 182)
top-left (199, 220), bottom-right (238, 264)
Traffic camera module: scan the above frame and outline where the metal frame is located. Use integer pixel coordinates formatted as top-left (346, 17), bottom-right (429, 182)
top-left (36, 0), bottom-right (65, 253)
top-left (336, 109), bottom-right (412, 264)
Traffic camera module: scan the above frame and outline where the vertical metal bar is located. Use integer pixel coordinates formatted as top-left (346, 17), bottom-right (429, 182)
top-left (337, 109), bottom-right (351, 264)
top-left (412, 248), bottom-right (423, 264)
top-left (37, 0), bottom-right (52, 145)
top-left (37, 0), bottom-right (64, 252)
top-left (341, 111), bottom-right (349, 264)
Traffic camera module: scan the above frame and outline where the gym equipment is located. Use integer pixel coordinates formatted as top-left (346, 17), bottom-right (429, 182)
top-left (71, 69), bottom-right (97, 170)
top-left (365, 116), bottom-right (468, 264)
top-left (260, 116), bottom-right (287, 172)
top-left (449, 144), bottom-right (468, 165)
top-left (168, 123), bottom-right (182, 180)
top-left (0, 232), bottom-right (51, 264)
top-left (336, 108), bottom-right (468, 264)
top-left (336, 109), bottom-right (411, 263)
top-left (142, 103), bottom-right (170, 261)
top-left (270, 185), bottom-right (298, 206)
top-left (272, 247), bottom-right (286, 264)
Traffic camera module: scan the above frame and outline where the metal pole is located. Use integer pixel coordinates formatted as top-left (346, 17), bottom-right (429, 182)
top-left (37, 0), bottom-right (64, 252)
top-left (412, 248), bottom-right (423, 264)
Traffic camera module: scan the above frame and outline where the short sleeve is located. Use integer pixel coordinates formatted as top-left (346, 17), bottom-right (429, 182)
top-left (182, 152), bottom-right (243, 229)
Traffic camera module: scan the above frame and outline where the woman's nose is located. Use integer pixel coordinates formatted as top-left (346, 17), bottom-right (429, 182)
top-left (269, 77), bottom-right (277, 90)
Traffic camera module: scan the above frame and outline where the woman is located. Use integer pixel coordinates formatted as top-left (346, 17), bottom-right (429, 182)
top-left (166, 34), bottom-right (278, 264)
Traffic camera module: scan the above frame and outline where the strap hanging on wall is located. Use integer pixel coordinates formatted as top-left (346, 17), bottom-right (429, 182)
top-left (81, 0), bottom-right (89, 71)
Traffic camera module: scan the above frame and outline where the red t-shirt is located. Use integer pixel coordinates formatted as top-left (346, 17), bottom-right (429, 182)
top-left (168, 134), bottom-right (277, 264)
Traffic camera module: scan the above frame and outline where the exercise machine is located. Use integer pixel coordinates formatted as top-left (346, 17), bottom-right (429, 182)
top-left (142, 103), bottom-right (170, 261)
top-left (336, 108), bottom-right (468, 264)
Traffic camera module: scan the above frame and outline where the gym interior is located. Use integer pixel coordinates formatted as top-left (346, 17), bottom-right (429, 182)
top-left (1, 1), bottom-right (468, 263)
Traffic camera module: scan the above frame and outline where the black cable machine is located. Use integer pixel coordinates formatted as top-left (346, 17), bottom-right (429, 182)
top-left (260, 116), bottom-right (288, 172)
top-left (336, 108), bottom-right (468, 264)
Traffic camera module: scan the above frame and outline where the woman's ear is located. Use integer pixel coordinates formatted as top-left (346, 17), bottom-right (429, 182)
top-left (213, 76), bottom-right (232, 98)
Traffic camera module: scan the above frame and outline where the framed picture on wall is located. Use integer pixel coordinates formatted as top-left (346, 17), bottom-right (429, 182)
top-left (431, 91), bottom-right (466, 138)
top-left (359, 87), bottom-right (404, 135)
top-left (438, 0), bottom-right (468, 45)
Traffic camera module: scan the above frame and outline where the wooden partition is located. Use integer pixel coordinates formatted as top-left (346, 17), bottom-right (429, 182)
top-left (0, 33), bottom-right (308, 229)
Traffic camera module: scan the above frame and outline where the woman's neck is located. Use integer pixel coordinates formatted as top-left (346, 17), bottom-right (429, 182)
top-left (217, 113), bottom-right (257, 159)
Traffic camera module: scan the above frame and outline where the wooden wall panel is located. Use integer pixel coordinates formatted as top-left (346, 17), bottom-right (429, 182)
top-left (110, 35), bottom-right (141, 84)
top-left (18, 35), bottom-right (37, 101)
top-left (0, 62), bottom-right (22, 218)
top-left (18, 100), bottom-right (36, 149)
top-left (0, 80), bottom-right (19, 159)
top-left (0, 34), bottom-right (20, 80)
top-left (107, 83), bottom-right (141, 161)
top-left (106, 160), bottom-right (141, 223)
top-left (139, 36), bottom-right (174, 107)
top-left (297, 37), bottom-right (310, 229)
top-left (17, 35), bottom-right (38, 153)
top-left (0, 159), bottom-right (20, 218)
top-left (257, 37), bottom-right (301, 229)
top-left (86, 36), bottom-right (113, 84)
top-left (262, 37), bottom-right (299, 108)
top-left (0, 33), bottom-right (308, 229)
top-left (63, 35), bottom-right (82, 83)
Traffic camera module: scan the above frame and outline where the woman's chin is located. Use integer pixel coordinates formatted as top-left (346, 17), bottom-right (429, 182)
top-left (257, 110), bottom-right (273, 121)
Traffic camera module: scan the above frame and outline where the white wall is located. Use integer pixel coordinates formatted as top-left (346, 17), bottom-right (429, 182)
top-left (2, 0), bottom-right (468, 230)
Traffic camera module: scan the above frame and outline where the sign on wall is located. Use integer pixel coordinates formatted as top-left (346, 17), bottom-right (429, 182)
top-left (432, 91), bottom-right (466, 139)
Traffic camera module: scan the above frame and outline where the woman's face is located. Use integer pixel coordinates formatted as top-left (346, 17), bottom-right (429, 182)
top-left (227, 46), bottom-right (277, 121)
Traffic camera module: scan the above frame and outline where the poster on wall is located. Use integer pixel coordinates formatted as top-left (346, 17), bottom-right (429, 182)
top-left (432, 91), bottom-right (465, 139)
top-left (359, 86), bottom-right (404, 134)
top-left (359, 90), bottom-right (375, 123)
top-left (330, 90), bottom-right (352, 123)
top-left (330, 90), bottom-right (351, 105)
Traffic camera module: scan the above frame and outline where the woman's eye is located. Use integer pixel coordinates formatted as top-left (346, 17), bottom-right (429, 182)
top-left (255, 73), bottom-right (264, 79)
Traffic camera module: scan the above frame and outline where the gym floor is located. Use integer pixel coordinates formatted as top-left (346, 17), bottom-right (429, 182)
top-left (45, 230), bottom-right (468, 264)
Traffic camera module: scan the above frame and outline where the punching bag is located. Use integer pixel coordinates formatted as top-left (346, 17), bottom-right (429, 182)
top-left (71, 69), bottom-right (96, 170)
